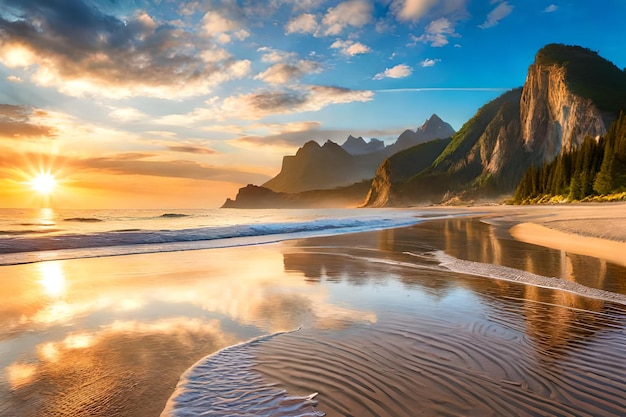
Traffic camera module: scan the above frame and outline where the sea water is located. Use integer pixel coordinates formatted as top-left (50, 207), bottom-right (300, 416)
top-left (0, 207), bottom-right (428, 265)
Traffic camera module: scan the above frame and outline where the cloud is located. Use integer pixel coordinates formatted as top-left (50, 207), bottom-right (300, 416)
top-left (479, 1), bottom-right (514, 28)
top-left (0, 0), bottom-right (251, 99)
top-left (0, 104), bottom-right (56, 139)
top-left (165, 145), bottom-right (216, 155)
top-left (254, 61), bottom-right (323, 85)
top-left (373, 64), bottom-right (413, 80)
top-left (285, 13), bottom-right (318, 35)
top-left (321, 0), bottom-right (372, 36)
top-left (108, 107), bottom-right (147, 122)
top-left (392, 0), bottom-right (438, 21)
top-left (202, 11), bottom-right (250, 43)
top-left (6, 75), bottom-right (22, 83)
top-left (544, 4), bottom-right (558, 13)
top-left (412, 17), bottom-right (459, 47)
top-left (420, 58), bottom-right (441, 67)
top-left (71, 153), bottom-right (269, 184)
top-left (392, 0), bottom-right (468, 21)
top-left (257, 47), bottom-right (297, 64)
top-left (330, 39), bottom-right (372, 56)
top-left (224, 86), bottom-right (374, 119)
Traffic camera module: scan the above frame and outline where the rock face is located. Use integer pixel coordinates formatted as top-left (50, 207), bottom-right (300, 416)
top-left (521, 62), bottom-right (606, 162)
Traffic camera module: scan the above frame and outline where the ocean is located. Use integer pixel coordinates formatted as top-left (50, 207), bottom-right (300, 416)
top-left (0, 207), bottom-right (427, 265)
top-left (1, 207), bottom-right (625, 416)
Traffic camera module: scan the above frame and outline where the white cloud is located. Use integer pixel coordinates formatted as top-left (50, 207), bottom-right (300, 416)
top-left (373, 64), bottom-right (413, 80)
top-left (330, 39), bottom-right (372, 56)
top-left (393, 0), bottom-right (438, 21)
top-left (202, 11), bottom-right (237, 34)
top-left (412, 17), bottom-right (459, 47)
top-left (109, 107), bottom-right (147, 122)
top-left (479, 1), bottom-right (513, 28)
top-left (392, 0), bottom-right (468, 21)
top-left (285, 13), bottom-right (318, 35)
top-left (321, 0), bottom-right (372, 36)
top-left (202, 11), bottom-right (248, 43)
top-left (257, 47), bottom-right (297, 64)
top-left (420, 58), bottom-right (441, 67)
top-left (544, 4), bottom-right (558, 12)
top-left (6, 75), bottom-right (22, 83)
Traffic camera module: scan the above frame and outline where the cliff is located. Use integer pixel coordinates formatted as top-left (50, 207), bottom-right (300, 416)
top-left (521, 63), bottom-right (604, 161)
top-left (522, 44), bottom-right (626, 162)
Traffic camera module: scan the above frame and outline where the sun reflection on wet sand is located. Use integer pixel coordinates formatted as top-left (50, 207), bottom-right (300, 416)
top-left (37, 261), bottom-right (66, 297)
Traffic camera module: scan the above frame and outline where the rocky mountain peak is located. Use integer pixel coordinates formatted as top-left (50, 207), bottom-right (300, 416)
top-left (341, 135), bottom-right (385, 155)
top-left (418, 114), bottom-right (454, 137)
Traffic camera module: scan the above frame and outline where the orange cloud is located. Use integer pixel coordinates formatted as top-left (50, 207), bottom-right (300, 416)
top-left (0, 105), bottom-right (56, 139)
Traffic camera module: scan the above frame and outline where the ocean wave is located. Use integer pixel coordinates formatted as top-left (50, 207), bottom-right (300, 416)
top-left (161, 329), bottom-right (325, 417)
top-left (159, 213), bottom-right (190, 218)
top-left (430, 250), bottom-right (626, 305)
top-left (0, 229), bottom-right (62, 235)
top-left (0, 215), bottom-right (421, 264)
top-left (64, 217), bottom-right (104, 222)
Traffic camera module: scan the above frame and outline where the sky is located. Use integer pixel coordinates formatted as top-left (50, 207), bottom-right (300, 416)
top-left (1, 0), bottom-right (625, 209)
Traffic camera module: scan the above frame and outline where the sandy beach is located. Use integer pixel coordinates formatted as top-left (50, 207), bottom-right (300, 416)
top-left (1, 204), bottom-right (626, 416)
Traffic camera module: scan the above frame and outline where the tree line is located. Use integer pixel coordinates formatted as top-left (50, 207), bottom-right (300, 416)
top-left (514, 112), bottom-right (626, 203)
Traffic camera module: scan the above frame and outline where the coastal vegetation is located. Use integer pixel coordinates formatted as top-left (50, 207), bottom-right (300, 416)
top-left (513, 113), bottom-right (626, 203)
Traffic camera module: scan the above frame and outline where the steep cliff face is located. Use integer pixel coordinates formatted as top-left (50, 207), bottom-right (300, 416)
top-left (521, 63), bottom-right (606, 162)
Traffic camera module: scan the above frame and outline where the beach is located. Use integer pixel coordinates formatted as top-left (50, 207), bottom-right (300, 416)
top-left (1, 204), bottom-right (625, 416)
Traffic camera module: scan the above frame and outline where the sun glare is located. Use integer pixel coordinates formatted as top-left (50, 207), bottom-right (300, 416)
top-left (30, 173), bottom-right (57, 195)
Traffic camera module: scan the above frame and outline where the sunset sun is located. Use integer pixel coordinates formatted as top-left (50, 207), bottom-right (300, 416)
top-left (30, 173), bottom-right (57, 195)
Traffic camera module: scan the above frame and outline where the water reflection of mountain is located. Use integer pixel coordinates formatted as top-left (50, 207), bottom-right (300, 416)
top-left (285, 219), bottom-right (626, 358)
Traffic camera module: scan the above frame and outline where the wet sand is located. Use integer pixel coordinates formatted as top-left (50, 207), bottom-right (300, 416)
top-left (2, 204), bottom-right (626, 416)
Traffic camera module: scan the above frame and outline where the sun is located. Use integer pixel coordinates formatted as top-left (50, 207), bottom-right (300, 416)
top-left (30, 173), bottom-right (57, 195)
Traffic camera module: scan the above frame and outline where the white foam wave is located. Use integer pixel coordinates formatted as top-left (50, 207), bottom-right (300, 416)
top-left (431, 251), bottom-right (626, 305)
top-left (161, 329), bottom-right (325, 417)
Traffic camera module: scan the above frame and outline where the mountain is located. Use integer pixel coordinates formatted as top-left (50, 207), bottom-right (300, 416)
top-left (261, 140), bottom-right (373, 193)
top-left (363, 44), bottom-right (626, 207)
top-left (385, 114), bottom-right (456, 156)
top-left (261, 114), bottom-right (455, 194)
top-left (341, 135), bottom-right (385, 155)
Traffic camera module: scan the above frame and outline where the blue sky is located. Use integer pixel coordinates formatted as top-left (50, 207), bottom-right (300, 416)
top-left (1, 0), bottom-right (625, 208)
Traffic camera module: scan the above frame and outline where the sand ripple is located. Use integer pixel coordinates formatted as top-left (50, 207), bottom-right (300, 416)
top-left (256, 306), bottom-right (626, 417)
